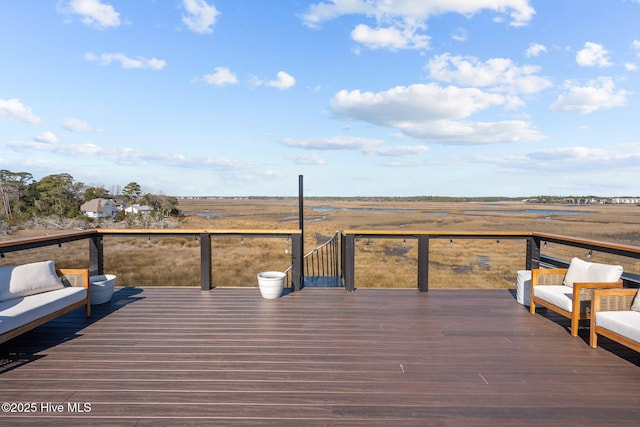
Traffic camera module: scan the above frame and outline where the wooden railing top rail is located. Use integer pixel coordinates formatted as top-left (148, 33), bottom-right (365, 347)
top-left (343, 230), bottom-right (531, 237)
top-left (532, 232), bottom-right (640, 255)
top-left (342, 230), bottom-right (640, 254)
top-left (96, 229), bottom-right (301, 238)
top-left (0, 229), bottom-right (302, 255)
top-left (0, 229), bottom-right (98, 251)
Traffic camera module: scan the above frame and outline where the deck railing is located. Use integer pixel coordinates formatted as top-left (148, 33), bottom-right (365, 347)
top-left (0, 229), bottom-right (304, 291)
top-left (341, 231), bottom-right (640, 291)
top-left (1, 229), bottom-right (639, 291)
top-left (304, 231), bottom-right (341, 277)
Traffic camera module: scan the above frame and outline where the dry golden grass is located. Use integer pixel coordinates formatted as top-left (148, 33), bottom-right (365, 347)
top-left (3, 198), bottom-right (640, 289)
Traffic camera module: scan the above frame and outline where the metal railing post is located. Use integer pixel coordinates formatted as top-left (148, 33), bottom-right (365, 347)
top-left (200, 233), bottom-right (212, 290)
top-left (344, 234), bottom-right (355, 292)
top-left (89, 234), bottom-right (104, 276)
top-left (291, 233), bottom-right (302, 291)
top-left (418, 235), bottom-right (429, 292)
top-left (527, 236), bottom-right (540, 270)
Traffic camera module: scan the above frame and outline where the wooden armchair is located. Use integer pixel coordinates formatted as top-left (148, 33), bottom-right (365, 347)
top-left (529, 258), bottom-right (623, 336)
top-left (590, 288), bottom-right (640, 352)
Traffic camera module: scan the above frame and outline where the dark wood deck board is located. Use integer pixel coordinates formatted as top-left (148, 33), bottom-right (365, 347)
top-left (1, 287), bottom-right (639, 425)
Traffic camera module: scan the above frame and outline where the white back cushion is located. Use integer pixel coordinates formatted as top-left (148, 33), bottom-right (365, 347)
top-left (0, 261), bottom-right (64, 302)
top-left (563, 257), bottom-right (623, 288)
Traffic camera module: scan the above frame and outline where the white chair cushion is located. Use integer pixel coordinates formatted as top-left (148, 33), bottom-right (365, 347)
top-left (595, 311), bottom-right (640, 344)
top-left (0, 261), bottom-right (64, 302)
top-left (563, 257), bottom-right (623, 288)
top-left (516, 270), bottom-right (531, 305)
top-left (0, 287), bottom-right (86, 335)
top-left (533, 285), bottom-right (573, 312)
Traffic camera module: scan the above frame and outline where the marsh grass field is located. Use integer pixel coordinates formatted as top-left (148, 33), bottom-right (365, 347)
top-left (4, 198), bottom-right (640, 289)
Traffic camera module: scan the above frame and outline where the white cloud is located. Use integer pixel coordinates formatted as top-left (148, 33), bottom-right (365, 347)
top-left (6, 137), bottom-right (262, 173)
top-left (34, 131), bottom-right (58, 144)
top-left (286, 153), bottom-right (326, 165)
top-left (60, 0), bottom-right (121, 29)
top-left (63, 117), bottom-right (103, 132)
top-left (182, 0), bottom-right (220, 34)
top-left (529, 146), bottom-right (608, 161)
top-left (8, 139), bottom-right (103, 156)
top-left (451, 28), bottom-right (467, 42)
top-left (525, 42), bottom-right (547, 57)
top-left (266, 71), bottom-right (296, 90)
top-left (0, 98), bottom-right (42, 125)
top-left (576, 42), bottom-right (612, 67)
top-left (374, 145), bottom-right (429, 156)
top-left (281, 136), bottom-right (428, 156)
top-left (625, 62), bottom-right (637, 71)
top-left (303, 0), bottom-right (535, 27)
top-left (399, 120), bottom-right (544, 144)
top-left (201, 67), bottom-right (238, 86)
top-left (522, 144), bottom-right (640, 172)
top-left (281, 136), bottom-right (384, 151)
top-left (330, 83), bottom-right (544, 144)
top-left (351, 23), bottom-right (429, 50)
top-left (301, 0), bottom-right (536, 50)
top-left (633, 40), bottom-right (640, 59)
top-left (332, 84), bottom-right (505, 123)
top-left (550, 77), bottom-right (629, 114)
top-left (84, 52), bottom-right (166, 70)
top-left (426, 53), bottom-right (552, 94)
top-left (301, 1), bottom-right (534, 52)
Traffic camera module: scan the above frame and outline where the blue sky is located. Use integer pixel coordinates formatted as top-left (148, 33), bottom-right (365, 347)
top-left (1, 0), bottom-right (640, 197)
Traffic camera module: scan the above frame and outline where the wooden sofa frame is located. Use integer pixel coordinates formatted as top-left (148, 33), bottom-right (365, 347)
top-left (529, 268), bottom-right (622, 337)
top-left (590, 288), bottom-right (640, 352)
top-left (0, 269), bottom-right (91, 344)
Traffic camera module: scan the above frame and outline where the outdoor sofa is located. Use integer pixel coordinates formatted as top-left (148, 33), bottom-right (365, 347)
top-left (529, 257), bottom-right (623, 336)
top-left (590, 287), bottom-right (640, 353)
top-left (0, 261), bottom-right (90, 344)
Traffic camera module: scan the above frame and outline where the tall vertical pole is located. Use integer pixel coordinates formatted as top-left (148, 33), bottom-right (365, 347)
top-left (298, 175), bottom-right (304, 286)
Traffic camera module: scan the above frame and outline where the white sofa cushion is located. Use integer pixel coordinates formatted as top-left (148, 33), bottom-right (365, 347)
top-left (0, 261), bottom-right (64, 302)
top-left (595, 311), bottom-right (640, 344)
top-left (516, 270), bottom-right (531, 305)
top-left (631, 289), bottom-right (640, 312)
top-left (563, 257), bottom-right (623, 288)
top-left (0, 287), bottom-right (86, 335)
top-left (533, 285), bottom-right (573, 312)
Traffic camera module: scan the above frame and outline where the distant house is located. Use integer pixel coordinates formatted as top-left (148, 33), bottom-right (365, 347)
top-left (124, 204), bottom-right (153, 215)
top-left (81, 198), bottom-right (118, 219)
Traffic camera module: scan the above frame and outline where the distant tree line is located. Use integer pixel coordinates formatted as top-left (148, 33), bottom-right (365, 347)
top-left (0, 169), bottom-right (179, 225)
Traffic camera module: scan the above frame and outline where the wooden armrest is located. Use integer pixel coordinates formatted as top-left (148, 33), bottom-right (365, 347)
top-left (57, 269), bottom-right (90, 288)
top-left (57, 268), bottom-right (91, 317)
top-left (531, 269), bottom-right (567, 287)
top-left (591, 288), bottom-right (637, 313)
top-left (573, 280), bottom-right (624, 302)
top-left (573, 280), bottom-right (624, 315)
top-left (573, 280), bottom-right (623, 291)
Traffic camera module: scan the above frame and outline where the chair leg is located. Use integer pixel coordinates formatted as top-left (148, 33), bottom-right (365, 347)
top-left (570, 313), bottom-right (579, 336)
top-left (590, 328), bottom-right (598, 348)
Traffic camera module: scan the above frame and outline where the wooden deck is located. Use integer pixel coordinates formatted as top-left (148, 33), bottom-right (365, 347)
top-left (1, 286), bottom-right (639, 426)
